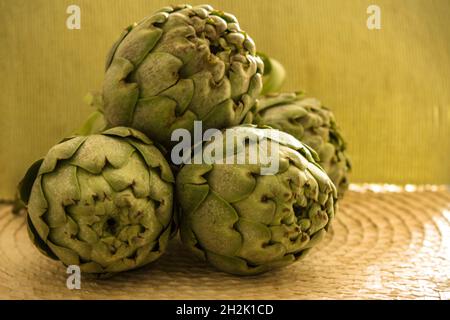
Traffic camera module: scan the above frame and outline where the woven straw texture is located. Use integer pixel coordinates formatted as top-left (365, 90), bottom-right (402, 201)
top-left (0, 185), bottom-right (449, 300)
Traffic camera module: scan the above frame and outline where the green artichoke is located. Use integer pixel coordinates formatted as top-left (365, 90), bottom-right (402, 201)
top-left (102, 4), bottom-right (263, 147)
top-left (250, 92), bottom-right (351, 198)
top-left (176, 126), bottom-right (337, 275)
top-left (19, 127), bottom-right (175, 274)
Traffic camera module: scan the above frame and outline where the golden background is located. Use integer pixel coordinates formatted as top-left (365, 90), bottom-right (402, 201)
top-left (1, 0), bottom-right (449, 199)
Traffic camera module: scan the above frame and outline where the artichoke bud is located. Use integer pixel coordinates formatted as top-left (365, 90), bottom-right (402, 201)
top-left (21, 127), bottom-right (175, 275)
top-left (253, 93), bottom-right (351, 198)
top-left (176, 126), bottom-right (337, 275)
top-left (102, 4), bottom-right (264, 148)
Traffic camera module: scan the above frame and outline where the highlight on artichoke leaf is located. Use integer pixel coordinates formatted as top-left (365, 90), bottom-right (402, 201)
top-left (176, 126), bottom-right (337, 275)
top-left (252, 92), bottom-right (351, 198)
top-left (102, 4), bottom-right (264, 148)
top-left (19, 127), bottom-right (175, 275)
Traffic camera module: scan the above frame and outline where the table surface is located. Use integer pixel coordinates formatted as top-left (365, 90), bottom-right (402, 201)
top-left (1, 185), bottom-right (449, 300)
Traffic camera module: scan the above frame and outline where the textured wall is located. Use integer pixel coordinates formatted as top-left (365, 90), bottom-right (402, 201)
top-left (0, 0), bottom-right (449, 198)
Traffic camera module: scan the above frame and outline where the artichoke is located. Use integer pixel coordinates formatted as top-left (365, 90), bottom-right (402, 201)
top-left (19, 127), bottom-right (175, 274)
top-left (176, 126), bottom-right (337, 275)
top-left (102, 4), bottom-right (263, 147)
top-left (250, 92), bottom-right (351, 198)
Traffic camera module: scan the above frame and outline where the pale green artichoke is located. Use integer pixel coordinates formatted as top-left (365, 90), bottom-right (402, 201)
top-left (102, 4), bottom-right (263, 147)
top-left (250, 92), bottom-right (351, 198)
top-left (176, 126), bottom-right (337, 275)
top-left (19, 127), bottom-right (175, 274)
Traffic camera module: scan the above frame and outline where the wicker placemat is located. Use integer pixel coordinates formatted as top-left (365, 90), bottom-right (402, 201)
top-left (0, 185), bottom-right (449, 300)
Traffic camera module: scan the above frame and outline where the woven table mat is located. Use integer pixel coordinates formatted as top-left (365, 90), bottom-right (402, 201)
top-left (0, 185), bottom-right (449, 300)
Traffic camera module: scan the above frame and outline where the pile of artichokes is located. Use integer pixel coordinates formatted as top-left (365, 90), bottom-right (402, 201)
top-left (17, 4), bottom-right (350, 276)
